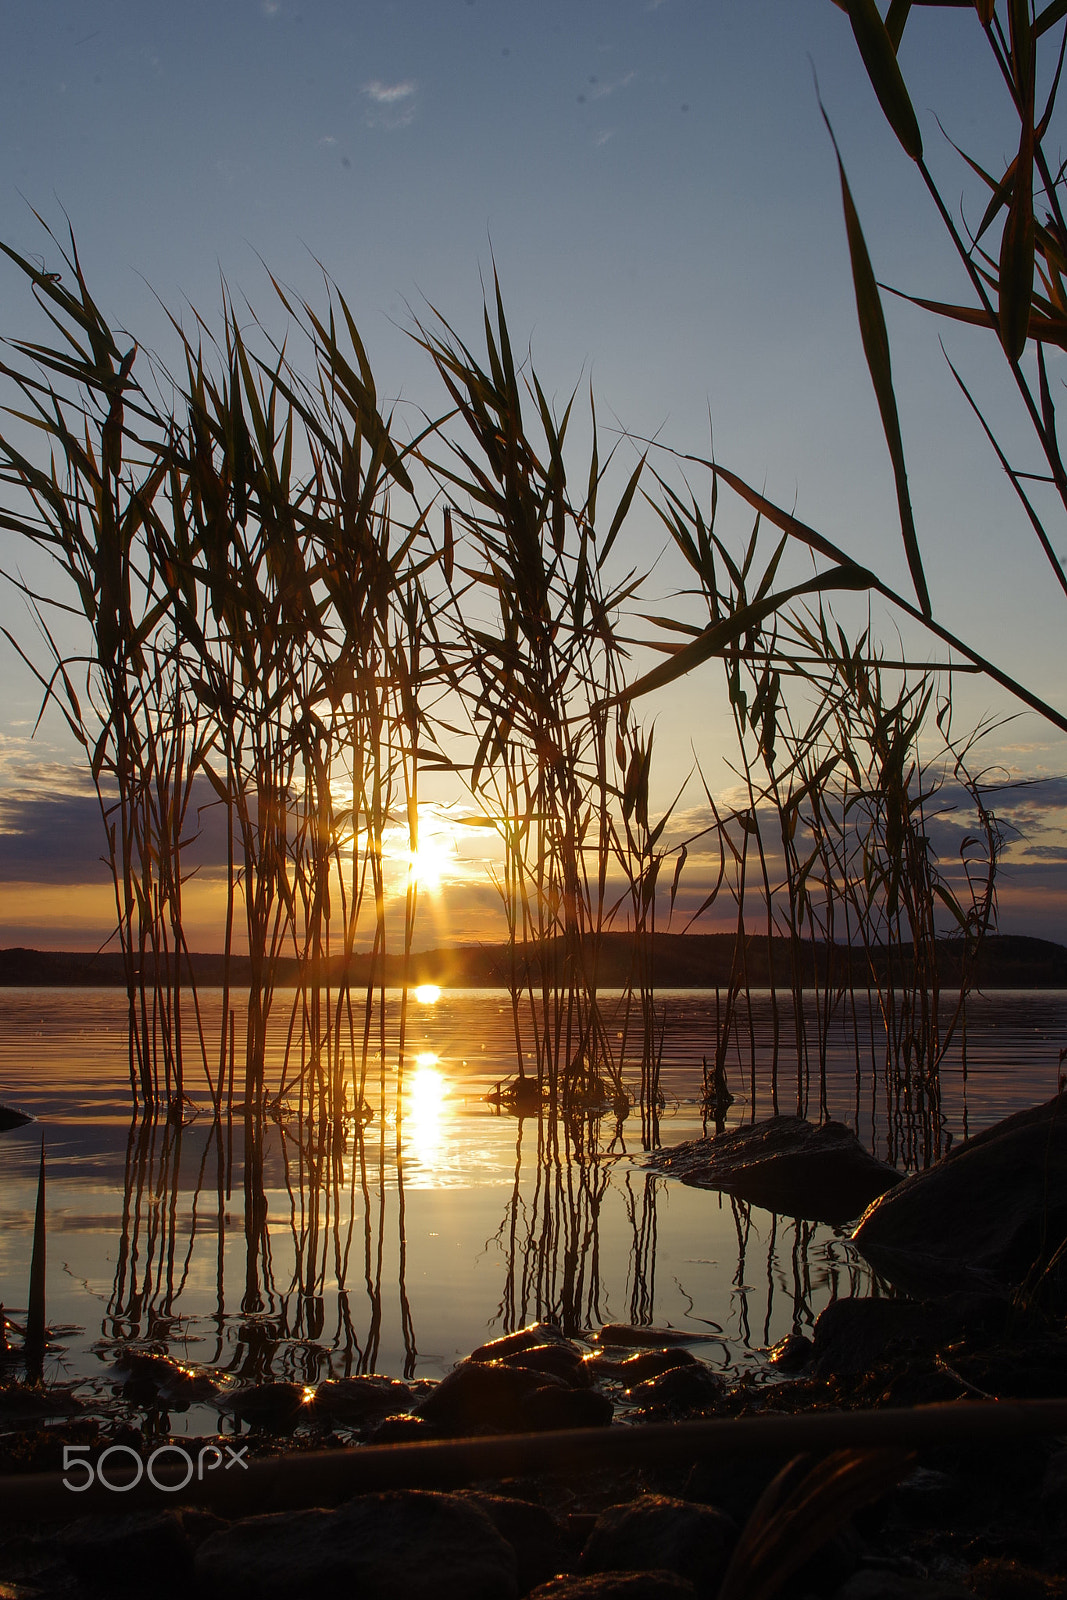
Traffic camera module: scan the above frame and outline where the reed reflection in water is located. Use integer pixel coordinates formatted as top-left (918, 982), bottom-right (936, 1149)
top-left (3, 986), bottom-right (1066, 1399)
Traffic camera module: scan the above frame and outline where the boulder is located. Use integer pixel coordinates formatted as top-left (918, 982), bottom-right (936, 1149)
top-left (622, 1364), bottom-right (723, 1415)
top-left (457, 1492), bottom-right (576, 1594)
top-left (415, 1360), bottom-right (565, 1432)
top-left (60, 1509), bottom-right (225, 1597)
top-left (0, 1104), bottom-right (31, 1133)
top-left (194, 1490), bottom-right (518, 1600)
top-left (853, 1094), bottom-right (1067, 1297)
top-left (311, 1375), bottom-right (414, 1426)
top-left (502, 1342), bottom-right (592, 1387)
top-left (471, 1323), bottom-right (570, 1361)
top-left (648, 1117), bottom-right (900, 1224)
top-left (580, 1496), bottom-right (735, 1600)
top-left (811, 1293), bottom-right (1009, 1378)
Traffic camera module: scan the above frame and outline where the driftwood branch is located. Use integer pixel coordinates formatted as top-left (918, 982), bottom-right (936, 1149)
top-left (2, 1398), bottom-right (1066, 1521)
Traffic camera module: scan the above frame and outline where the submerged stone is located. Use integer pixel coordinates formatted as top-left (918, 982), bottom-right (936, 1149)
top-left (648, 1116), bottom-right (901, 1224)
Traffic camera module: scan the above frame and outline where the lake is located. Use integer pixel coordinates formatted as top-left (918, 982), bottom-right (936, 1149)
top-left (1, 985), bottom-right (1065, 1430)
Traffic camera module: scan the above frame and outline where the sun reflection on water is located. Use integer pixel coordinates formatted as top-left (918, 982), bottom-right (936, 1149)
top-left (405, 1054), bottom-right (449, 1170)
top-left (414, 984), bottom-right (441, 1005)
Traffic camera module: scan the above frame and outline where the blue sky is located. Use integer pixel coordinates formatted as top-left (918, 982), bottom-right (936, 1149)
top-left (1, 0), bottom-right (1065, 947)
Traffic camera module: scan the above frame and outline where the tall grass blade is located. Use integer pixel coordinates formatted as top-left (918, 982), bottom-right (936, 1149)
top-left (25, 1140), bottom-right (46, 1381)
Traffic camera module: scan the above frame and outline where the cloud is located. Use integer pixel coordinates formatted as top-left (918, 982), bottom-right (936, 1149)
top-left (589, 71), bottom-right (635, 101)
top-left (261, 1), bottom-right (281, 15)
top-left (361, 79), bottom-right (418, 130)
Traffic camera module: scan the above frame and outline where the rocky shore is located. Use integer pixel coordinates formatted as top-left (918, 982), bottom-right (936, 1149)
top-left (2, 1304), bottom-right (1067, 1600)
top-left (5, 1097), bottom-right (1067, 1597)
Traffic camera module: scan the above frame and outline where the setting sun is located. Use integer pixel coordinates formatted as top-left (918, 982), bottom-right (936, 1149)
top-left (406, 832), bottom-right (452, 893)
top-left (415, 984), bottom-right (441, 1004)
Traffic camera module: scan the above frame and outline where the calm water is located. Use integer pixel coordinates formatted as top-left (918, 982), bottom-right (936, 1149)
top-left (1, 986), bottom-right (1065, 1428)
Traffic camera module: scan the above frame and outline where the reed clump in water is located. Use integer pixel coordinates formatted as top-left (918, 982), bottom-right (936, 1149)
top-left (0, 224), bottom-right (1004, 1171)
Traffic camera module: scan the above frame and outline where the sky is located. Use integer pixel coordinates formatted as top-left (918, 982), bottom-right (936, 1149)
top-left (0, 0), bottom-right (1065, 950)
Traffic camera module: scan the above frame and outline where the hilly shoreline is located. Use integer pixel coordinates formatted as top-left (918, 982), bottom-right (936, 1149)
top-left (2, 932), bottom-right (1065, 989)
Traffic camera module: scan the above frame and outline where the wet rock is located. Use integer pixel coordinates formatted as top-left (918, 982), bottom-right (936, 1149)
top-left (503, 1343), bottom-right (592, 1387)
top-left (623, 1364), bottom-right (723, 1414)
top-left (416, 1360), bottom-right (565, 1433)
top-left (366, 1412), bottom-right (443, 1443)
top-left (311, 1375), bottom-right (414, 1426)
top-left (589, 1326), bottom-right (704, 1348)
top-left (0, 1104), bottom-right (32, 1133)
top-left (519, 1384), bottom-right (614, 1431)
top-left (853, 1094), bottom-right (1067, 1298)
top-left (221, 1381), bottom-right (310, 1431)
top-left (457, 1492), bottom-right (576, 1594)
top-left (112, 1351), bottom-right (219, 1408)
top-left (529, 1575), bottom-right (697, 1599)
top-left (615, 1350), bottom-right (699, 1382)
top-left (580, 1496), bottom-right (735, 1600)
top-left (471, 1324), bottom-right (570, 1361)
top-left (194, 1490), bottom-right (517, 1600)
top-left (811, 1293), bottom-right (1009, 1379)
top-left (0, 1383), bottom-right (82, 1420)
top-left (766, 1331), bottom-right (813, 1372)
top-left (649, 1117), bottom-right (901, 1225)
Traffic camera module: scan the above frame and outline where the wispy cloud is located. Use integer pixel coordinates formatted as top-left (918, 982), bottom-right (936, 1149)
top-left (589, 71), bottom-right (635, 102)
top-left (362, 79), bottom-right (418, 130)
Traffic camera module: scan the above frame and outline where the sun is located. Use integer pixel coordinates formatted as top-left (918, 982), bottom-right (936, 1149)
top-left (405, 831), bottom-right (452, 893)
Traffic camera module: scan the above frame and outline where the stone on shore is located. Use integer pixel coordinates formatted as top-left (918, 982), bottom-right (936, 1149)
top-left (648, 1116), bottom-right (901, 1224)
top-left (853, 1093), bottom-right (1067, 1298)
top-left (579, 1496), bottom-right (735, 1600)
top-left (193, 1490), bottom-right (518, 1600)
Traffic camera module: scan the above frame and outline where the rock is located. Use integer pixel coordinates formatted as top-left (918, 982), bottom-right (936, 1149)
top-left (835, 1571), bottom-right (972, 1600)
top-left (811, 1293), bottom-right (1009, 1378)
top-left (648, 1117), bottom-right (901, 1224)
top-left (0, 1105), bottom-right (32, 1133)
top-left (415, 1361), bottom-right (564, 1432)
top-left (503, 1343), bottom-right (592, 1387)
top-left (580, 1496), bottom-right (735, 1600)
top-left (112, 1351), bottom-right (219, 1408)
top-left (766, 1331), bottom-right (813, 1372)
top-left (519, 1384), bottom-right (614, 1431)
top-left (615, 1350), bottom-right (699, 1382)
top-left (221, 1381), bottom-right (310, 1431)
top-left (589, 1326), bottom-right (706, 1348)
top-left (311, 1376), bottom-right (414, 1426)
top-left (366, 1413), bottom-right (442, 1443)
top-left (194, 1490), bottom-right (518, 1600)
top-left (471, 1324), bottom-right (570, 1361)
top-left (457, 1492), bottom-right (576, 1594)
top-left (528, 1576), bottom-right (697, 1599)
top-left (623, 1364), bottom-right (723, 1414)
top-left (854, 1094), bottom-right (1067, 1298)
top-left (59, 1509), bottom-right (217, 1597)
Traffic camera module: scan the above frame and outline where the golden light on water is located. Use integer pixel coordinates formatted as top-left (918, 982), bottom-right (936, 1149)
top-left (415, 984), bottom-right (441, 1005)
top-left (406, 1055), bottom-right (448, 1168)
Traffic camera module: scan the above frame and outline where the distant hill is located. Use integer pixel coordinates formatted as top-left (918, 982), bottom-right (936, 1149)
top-left (2, 932), bottom-right (1065, 989)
